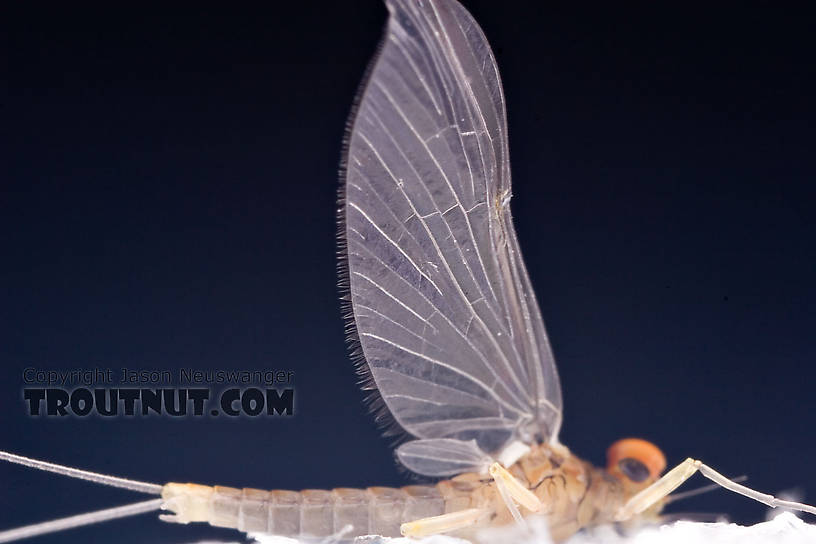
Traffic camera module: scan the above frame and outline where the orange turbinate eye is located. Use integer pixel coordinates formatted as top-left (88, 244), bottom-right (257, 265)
top-left (606, 438), bottom-right (667, 482)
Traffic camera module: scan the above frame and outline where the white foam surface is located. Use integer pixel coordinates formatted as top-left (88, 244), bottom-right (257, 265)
top-left (252, 512), bottom-right (816, 544)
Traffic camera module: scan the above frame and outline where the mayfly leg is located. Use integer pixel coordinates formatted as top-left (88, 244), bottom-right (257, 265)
top-left (616, 457), bottom-right (816, 521)
top-left (399, 462), bottom-right (542, 538)
top-left (400, 508), bottom-right (487, 538)
top-left (488, 462), bottom-right (542, 514)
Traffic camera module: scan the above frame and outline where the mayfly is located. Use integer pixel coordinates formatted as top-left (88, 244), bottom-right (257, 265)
top-left (1, 0), bottom-right (815, 542)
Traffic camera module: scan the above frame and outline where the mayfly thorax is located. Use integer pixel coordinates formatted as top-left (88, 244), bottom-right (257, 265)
top-left (1, 0), bottom-right (815, 543)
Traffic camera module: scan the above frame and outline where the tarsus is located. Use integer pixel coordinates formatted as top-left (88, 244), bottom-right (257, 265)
top-left (667, 475), bottom-right (748, 503)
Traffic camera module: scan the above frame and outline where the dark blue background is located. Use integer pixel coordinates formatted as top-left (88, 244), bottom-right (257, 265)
top-left (1, 2), bottom-right (814, 542)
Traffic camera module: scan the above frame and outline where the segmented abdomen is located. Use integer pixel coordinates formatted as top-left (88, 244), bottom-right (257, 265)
top-left (187, 483), bottom-right (455, 539)
top-left (160, 445), bottom-right (610, 540)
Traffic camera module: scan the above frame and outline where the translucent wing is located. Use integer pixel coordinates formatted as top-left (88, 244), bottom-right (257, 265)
top-left (341, 0), bottom-right (562, 466)
top-left (395, 439), bottom-right (493, 477)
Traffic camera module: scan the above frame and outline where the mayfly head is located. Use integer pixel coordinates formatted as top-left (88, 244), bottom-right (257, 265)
top-left (606, 438), bottom-right (667, 498)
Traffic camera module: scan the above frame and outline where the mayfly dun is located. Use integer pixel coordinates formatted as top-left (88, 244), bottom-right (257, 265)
top-left (1, 0), bottom-right (814, 542)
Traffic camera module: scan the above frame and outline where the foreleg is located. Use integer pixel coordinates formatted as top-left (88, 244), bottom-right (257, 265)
top-left (616, 458), bottom-right (816, 521)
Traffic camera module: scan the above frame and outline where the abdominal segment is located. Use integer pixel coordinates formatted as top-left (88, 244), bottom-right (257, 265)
top-left (160, 446), bottom-right (622, 541)
top-left (162, 482), bottom-right (454, 539)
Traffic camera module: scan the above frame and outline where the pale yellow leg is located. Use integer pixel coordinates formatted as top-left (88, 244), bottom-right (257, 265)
top-left (697, 462), bottom-right (816, 515)
top-left (493, 465), bottom-right (525, 526)
top-left (399, 462), bottom-right (543, 538)
top-left (616, 458), bottom-right (699, 520)
top-left (616, 458), bottom-right (816, 521)
top-left (488, 462), bottom-right (542, 513)
top-left (400, 508), bottom-right (486, 538)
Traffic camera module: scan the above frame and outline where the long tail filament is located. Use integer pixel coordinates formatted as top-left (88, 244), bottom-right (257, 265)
top-left (0, 450), bottom-right (164, 542)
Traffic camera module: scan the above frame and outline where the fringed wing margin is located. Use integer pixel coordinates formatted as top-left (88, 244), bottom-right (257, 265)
top-left (338, 10), bottom-right (408, 442)
top-left (339, 0), bottom-right (563, 473)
